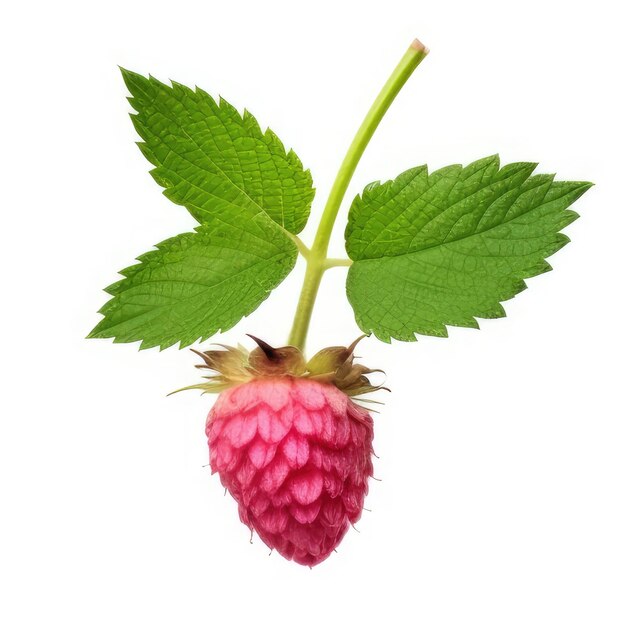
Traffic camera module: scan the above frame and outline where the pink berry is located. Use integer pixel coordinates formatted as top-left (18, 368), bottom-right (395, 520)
top-left (183, 335), bottom-right (384, 566)
top-left (207, 378), bottom-right (374, 566)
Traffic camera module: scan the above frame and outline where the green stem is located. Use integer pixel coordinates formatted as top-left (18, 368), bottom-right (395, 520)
top-left (287, 233), bottom-right (311, 259)
top-left (324, 258), bottom-right (353, 269)
top-left (287, 39), bottom-right (429, 351)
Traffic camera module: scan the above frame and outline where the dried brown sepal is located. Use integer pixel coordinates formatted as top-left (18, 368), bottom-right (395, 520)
top-left (176, 336), bottom-right (386, 398)
top-left (246, 335), bottom-right (307, 377)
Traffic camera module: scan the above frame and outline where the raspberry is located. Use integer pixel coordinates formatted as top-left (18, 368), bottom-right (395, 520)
top-left (207, 377), bottom-right (374, 566)
top-left (184, 335), bottom-right (384, 566)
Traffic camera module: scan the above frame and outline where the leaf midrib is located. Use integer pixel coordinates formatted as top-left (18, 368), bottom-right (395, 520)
top-left (99, 247), bottom-right (294, 328)
top-left (135, 78), bottom-right (294, 233)
top-left (350, 178), bottom-right (577, 263)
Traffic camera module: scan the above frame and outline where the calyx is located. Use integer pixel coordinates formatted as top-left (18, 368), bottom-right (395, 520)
top-left (180, 335), bottom-right (386, 398)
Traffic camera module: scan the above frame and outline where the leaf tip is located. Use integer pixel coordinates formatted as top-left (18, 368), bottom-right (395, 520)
top-left (86, 318), bottom-right (110, 341)
top-left (119, 66), bottom-right (142, 89)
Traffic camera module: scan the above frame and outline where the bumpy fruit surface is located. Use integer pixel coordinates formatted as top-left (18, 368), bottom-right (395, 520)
top-left (207, 377), bottom-right (374, 566)
top-left (182, 336), bottom-right (383, 565)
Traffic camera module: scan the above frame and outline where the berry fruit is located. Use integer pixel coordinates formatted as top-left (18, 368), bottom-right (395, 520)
top-left (187, 336), bottom-right (383, 566)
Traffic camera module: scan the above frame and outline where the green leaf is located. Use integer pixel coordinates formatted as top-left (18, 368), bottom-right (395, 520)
top-left (345, 155), bottom-right (592, 342)
top-left (121, 68), bottom-right (314, 234)
top-left (88, 216), bottom-right (297, 350)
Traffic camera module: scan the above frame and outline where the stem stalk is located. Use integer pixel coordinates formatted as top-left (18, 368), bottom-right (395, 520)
top-left (287, 39), bottom-right (428, 350)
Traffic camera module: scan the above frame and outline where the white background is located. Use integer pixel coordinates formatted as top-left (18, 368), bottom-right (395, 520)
top-left (2, 1), bottom-right (624, 624)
